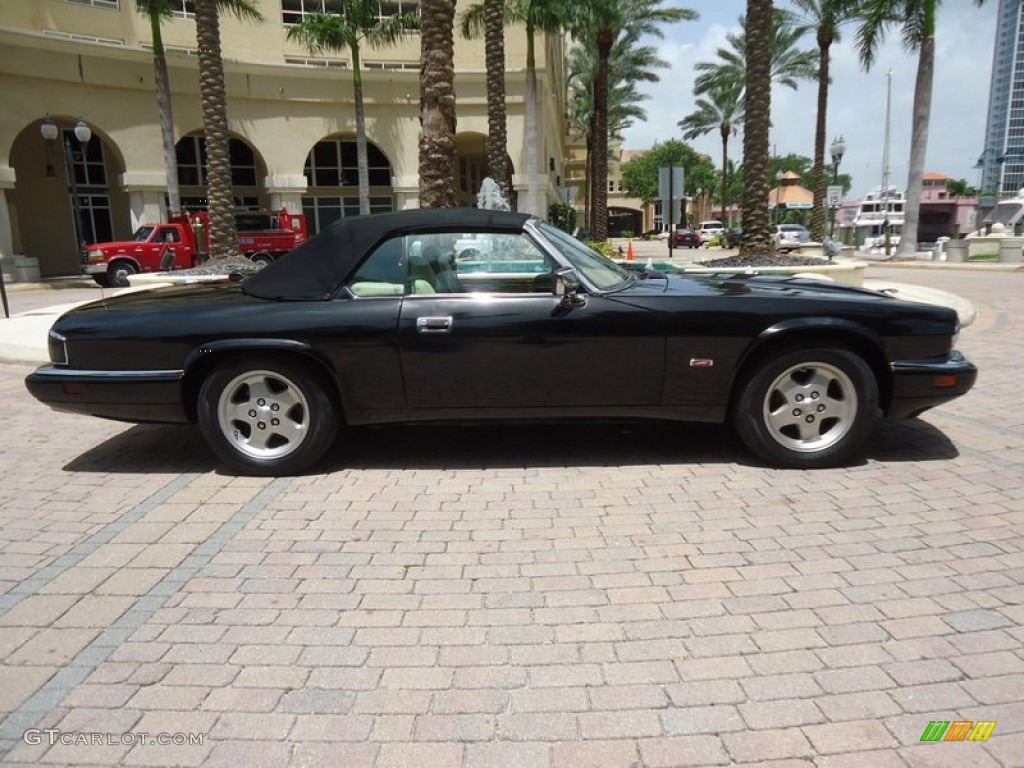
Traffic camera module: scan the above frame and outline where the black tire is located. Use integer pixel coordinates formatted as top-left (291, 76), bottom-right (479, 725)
top-left (732, 347), bottom-right (878, 468)
top-left (107, 261), bottom-right (137, 288)
top-left (197, 357), bottom-right (339, 476)
top-left (250, 253), bottom-right (273, 268)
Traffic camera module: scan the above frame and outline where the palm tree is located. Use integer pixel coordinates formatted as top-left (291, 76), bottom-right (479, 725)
top-left (790, 0), bottom-right (863, 242)
top-left (288, 2), bottom-right (418, 217)
top-left (678, 80), bottom-right (744, 229)
top-left (693, 9), bottom-right (818, 95)
top-left (855, 0), bottom-right (986, 258)
top-left (570, 0), bottom-right (697, 241)
top-left (419, 0), bottom-right (458, 208)
top-left (459, 0), bottom-right (511, 200)
top-left (137, 0), bottom-right (265, 219)
top-left (568, 34), bottom-right (670, 234)
top-left (135, 0), bottom-right (182, 215)
top-left (740, 0), bottom-right (775, 257)
top-left (193, 0), bottom-right (262, 261)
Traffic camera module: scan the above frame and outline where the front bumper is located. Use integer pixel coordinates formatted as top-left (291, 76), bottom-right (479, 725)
top-left (25, 365), bottom-right (190, 424)
top-left (81, 263), bottom-right (107, 275)
top-left (887, 350), bottom-right (977, 419)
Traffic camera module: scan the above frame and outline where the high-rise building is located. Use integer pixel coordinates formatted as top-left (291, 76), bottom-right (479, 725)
top-left (979, 0), bottom-right (1024, 198)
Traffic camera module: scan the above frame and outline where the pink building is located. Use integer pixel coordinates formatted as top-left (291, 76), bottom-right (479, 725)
top-left (919, 172), bottom-right (980, 239)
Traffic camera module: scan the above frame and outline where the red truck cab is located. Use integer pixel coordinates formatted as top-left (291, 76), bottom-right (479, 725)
top-left (81, 209), bottom-right (307, 287)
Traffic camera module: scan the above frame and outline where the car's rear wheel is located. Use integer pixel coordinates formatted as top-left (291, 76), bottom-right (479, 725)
top-left (732, 348), bottom-right (878, 468)
top-left (197, 357), bottom-right (339, 475)
top-left (250, 252), bottom-right (273, 268)
top-left (107, 261), bottom-right (137, 288)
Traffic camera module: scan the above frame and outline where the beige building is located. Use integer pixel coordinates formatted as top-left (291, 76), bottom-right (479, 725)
top-left (0, 0), bottom-right (571, 280)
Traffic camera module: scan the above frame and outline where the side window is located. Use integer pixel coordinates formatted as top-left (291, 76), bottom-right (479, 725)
top-left (346, 237), bottom-right (408, 297)
top-left (346, 232), bottom-right (558, 297)
top-left (448, 233), bottom-right (557, 294)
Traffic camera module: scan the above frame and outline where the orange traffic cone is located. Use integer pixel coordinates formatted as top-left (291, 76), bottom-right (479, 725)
top-left (627, 241), bottom-right (634, 261)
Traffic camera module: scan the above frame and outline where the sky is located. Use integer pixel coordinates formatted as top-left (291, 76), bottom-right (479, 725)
top-left (619, 0), bottom-right (1000, 200)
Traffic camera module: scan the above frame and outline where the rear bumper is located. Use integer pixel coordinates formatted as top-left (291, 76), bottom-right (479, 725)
top-left (25, 366), bottom-right (190, 424)
top-left (887, 350), bottom-right (977, 419)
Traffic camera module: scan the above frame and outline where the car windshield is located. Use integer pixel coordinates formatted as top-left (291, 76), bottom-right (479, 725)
top-left (133, 226), bottom-right (155, 242)
top-left (535, 221), bottom-right (632, 291)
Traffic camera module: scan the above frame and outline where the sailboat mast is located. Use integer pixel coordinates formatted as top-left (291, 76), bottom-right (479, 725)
top-left (881, 70), bottom-right (893, 255)
top-left (881, 69), bottom-right (892, 218)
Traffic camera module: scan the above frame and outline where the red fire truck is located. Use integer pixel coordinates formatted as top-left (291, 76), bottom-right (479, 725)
top-left (81, 209), bottom-right (308, 286)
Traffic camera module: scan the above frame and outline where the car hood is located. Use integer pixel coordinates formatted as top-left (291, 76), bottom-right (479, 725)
top-left (619, 271), bottom-right (939, 309)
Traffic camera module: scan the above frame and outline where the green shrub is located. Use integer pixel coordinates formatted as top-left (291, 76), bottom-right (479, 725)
top-left (583, 240), bottom-right (616, 258)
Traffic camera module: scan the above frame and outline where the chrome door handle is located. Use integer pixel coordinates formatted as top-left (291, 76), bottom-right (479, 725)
top-left (416, 316), bottom-right (453, 334)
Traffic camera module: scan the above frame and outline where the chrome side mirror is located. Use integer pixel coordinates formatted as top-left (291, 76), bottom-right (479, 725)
top-left (555, 268), bottom-right (586, 308)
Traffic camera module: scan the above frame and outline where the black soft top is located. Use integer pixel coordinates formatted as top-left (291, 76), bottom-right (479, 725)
top-left (243, 208), bottom-right (532, 300)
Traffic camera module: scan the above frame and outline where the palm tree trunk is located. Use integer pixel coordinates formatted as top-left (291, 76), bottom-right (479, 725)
top-left (484, 0), bottom-right (510, 200)
top-left (352, 45), bottom-right (370, 217)
top-left (720, 125), bottom-right (730, 228)
top-left (584, 128), bottom-right (593, 233)
top-left (809, 32), bottom-right (832, 243)
top-left (592, 30), bottom-right (612, 242)
top-left (419, 0), bottom-right (457, 208)
top-left (194, 0), bottom-right (238, 261)
top-left (740, 0), bottom-right (774, 257)
top-left (149, 8), bottom-right (180, 217)
top-left (524, 20), bottom-right (541, 217)
top-left (898, 30), bottom-right (934, 257)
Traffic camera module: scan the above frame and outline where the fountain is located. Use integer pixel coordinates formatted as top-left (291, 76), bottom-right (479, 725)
top-left (477, 177), bottom-right (510, 211)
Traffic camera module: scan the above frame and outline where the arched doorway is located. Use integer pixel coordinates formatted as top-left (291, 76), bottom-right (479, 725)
top-left (302, 136), bottom-right (394, 234)
top-left (9, 117), bottom-right (126, 278)
top-left (175, 132), bottom-right (266, 211)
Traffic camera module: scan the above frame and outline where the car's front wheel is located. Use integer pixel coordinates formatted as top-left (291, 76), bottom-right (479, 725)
top-left (197, 357), bottom-right (339, 475)
top-left (732, 348), bottom-right (878, 468)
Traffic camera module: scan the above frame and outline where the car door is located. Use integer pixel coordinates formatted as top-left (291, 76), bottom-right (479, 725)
top-left (393, 231), bottom-right (664, 410)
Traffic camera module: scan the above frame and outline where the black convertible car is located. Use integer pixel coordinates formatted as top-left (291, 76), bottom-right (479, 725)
top-left (26, 209), bottom-right (976, 475)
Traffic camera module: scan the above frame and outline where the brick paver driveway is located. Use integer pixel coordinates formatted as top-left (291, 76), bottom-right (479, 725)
top-left (0, 266), bottom-right (1021, 767)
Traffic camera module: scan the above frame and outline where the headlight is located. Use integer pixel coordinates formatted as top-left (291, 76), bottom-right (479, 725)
top-left (87, 250), bottom-right (105, 261)
top-left (48, 330), bottom-right (68, 365)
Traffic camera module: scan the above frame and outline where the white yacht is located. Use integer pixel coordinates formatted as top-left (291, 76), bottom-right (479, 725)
top-left (852, 186), bottom-right (905, 249)
top-left (983, 189), bottom-right (1024, 234)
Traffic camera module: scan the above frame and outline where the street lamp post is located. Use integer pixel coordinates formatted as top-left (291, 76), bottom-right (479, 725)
top-left (41, 117), bottom-right (93, 257)
top-left (829, 135), bottom-right (846, 238)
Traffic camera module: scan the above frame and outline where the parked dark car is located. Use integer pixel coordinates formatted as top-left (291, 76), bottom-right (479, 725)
top-left (26, 208), bottom-right (976, 475)
top-left (725, 227), bottom-right (743, 248)
top-left (672, 229), bottom-right (701, 248)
